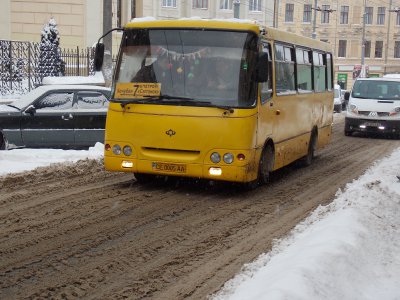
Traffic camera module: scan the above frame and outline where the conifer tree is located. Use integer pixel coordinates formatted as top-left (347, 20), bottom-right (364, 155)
top-left (37, 18), bottom-right (63, 79)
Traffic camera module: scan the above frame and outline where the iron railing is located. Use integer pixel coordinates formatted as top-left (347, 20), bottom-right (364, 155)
top-left (0, 40), bottom-right (96, 96)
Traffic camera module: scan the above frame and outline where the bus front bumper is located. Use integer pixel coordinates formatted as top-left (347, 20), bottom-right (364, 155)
top-left (104, 155), bottom-right (258, 183)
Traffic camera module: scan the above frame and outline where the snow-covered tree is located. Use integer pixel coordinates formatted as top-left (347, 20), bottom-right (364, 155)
top-left (37, 18), bottom-right (64, 79)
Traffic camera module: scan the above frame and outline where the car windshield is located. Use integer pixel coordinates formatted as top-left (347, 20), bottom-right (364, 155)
top-left (113, 28), bottom-right (258, 108)
top-left (352, 80), bottom-right (400, 100)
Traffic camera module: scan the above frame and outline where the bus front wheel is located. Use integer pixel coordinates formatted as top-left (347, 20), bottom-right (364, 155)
top-left (258, 144), bottom-right (274, 185)
top-left (134, 173), bottom-right (154, 184)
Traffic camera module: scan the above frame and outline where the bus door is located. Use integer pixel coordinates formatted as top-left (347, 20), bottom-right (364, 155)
top-left (257, 42), bottom-right (275, 143)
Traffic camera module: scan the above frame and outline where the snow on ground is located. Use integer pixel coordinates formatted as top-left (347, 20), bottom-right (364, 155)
top-left (212, 147), bottom-right (400, 300)
top-left (1, 141), bottom-right (400, 300)
top-left (0, 142), bottom-right (103, 176)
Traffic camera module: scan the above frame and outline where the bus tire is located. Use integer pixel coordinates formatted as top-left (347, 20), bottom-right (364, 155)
top-left (300, 130), bottom-right (317, 167)
top-left (258, 144), bottom-right (274, 185)
top-left (134, 173), bottom-right (154, 184)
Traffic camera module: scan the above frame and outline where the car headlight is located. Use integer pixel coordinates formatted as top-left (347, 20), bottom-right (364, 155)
top-left (349, 104), bottom-right (358, 114)
top-left (112, 144), bottom-right (122, 155)
top-left (210, 152), bottom-right (221, 163)
top-left (223, 153), bottom-right (234, 164)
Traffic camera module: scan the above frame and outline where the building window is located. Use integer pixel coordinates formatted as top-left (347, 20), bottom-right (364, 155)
top-left (220, 0), bottom-right (233, 10)
top-left (285, 3), bottom-right (294, 22)
top-left (375, 41), bottom-right (383, 58)
top-left (321, 5), bottom-right (330, 24)
top-left (364, 40), bottom-right (371, 58)
top-left (303, 4), bottom-right (312, 23)
top-left (395, 41), bottom-right (400, 58)
top-left (340, 6), bottom-right (349, 24)
top-left (131, 0), bottom-right (136, 19)
top-left (377, 7), bottom-right (385, 25)
top-left (249, 0), bottom-right (261, 12)
top-left (162, 0), bottom-right (177, 7)
top-left (365, 7), bottom-right (373, 25)
top-left (193, 0), bottom-right (208, 9)
top-left (338, 40), bottom-right (347, 57)
top-left (397, 12), bottom-right (400, 25)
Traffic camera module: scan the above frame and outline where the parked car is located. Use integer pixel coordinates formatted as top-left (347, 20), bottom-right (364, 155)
top-left (0, 85), bottom-right (111, 150)
top-left (344, 77), bottom-right (400, 137)
top-left (334, 84), bottom-right (345, 112)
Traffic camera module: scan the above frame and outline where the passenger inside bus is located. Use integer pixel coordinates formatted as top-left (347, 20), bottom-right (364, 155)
top-left (132, 54), bottom-right (170, 83)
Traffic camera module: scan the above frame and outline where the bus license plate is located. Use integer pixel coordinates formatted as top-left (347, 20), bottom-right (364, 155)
top-left (365, 122), bottom-right (381, 127)
top-left (152, 162), bottom-right (187, 173)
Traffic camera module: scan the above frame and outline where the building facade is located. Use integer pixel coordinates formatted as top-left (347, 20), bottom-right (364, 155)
top-left (277, 0), bottom-right (400, 89)
top-left (0, 0), bottom-right (275, 49)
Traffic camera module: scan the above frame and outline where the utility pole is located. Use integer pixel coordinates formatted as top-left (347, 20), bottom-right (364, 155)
top-left (103, 0), bottom-right (112, 56)
top-left (233, 0), bottom-right (240, 18)
top-left (273, 0), bottom-right (279, 28)
top-left (360, 0), bottom-right (367, 77)
top-left (312, 0), bottom-right (318, 39)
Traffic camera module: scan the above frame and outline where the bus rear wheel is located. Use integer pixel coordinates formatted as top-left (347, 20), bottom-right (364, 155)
top-left (300, 131), bottom-right (317, 167)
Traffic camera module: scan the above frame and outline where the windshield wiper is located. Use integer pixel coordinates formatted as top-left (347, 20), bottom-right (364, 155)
top-left (7, 104), bottom-right (20, 110)
top-left (112, 94), bottom-right (235, 112)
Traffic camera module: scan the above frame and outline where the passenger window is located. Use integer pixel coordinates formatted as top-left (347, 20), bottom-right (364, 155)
top-left (260, 42), bottom-right (273, 103)
top-left (275, 44), bottom-right (296, 95)
top-left (326, 53), bottom-right (333, 90)
top-left (313, 51), bottom-right (326, 92)
top-left (35, 92), bottom-right (74, 110)
top-left (75, 92), bottom-right (109, 109)
top-left (296, 48), bottom-right (312, 92)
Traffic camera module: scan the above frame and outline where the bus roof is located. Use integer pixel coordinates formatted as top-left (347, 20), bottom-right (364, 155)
top-left (124, 18), bottom-right (332, 53)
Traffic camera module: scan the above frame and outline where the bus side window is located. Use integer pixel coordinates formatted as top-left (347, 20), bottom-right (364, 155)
top-left (275, 43), bottom-right (296, 95)
top-left (313, 51), bottom-right (326, 92)
top-left (296, 48), bottom-right (312, 92)
top-left (261, 42), bottom-right (273, 104)
top-left (326, 53), bottom-right (333, 90)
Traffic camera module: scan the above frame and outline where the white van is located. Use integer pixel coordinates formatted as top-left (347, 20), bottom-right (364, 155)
top-left (344, 77), bottom-right (400, 136)
top-left (334, 84), bottom-right (344, 112)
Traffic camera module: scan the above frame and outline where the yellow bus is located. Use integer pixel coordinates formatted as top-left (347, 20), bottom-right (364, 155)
top-left (96, 19), bottom-right (333, 187)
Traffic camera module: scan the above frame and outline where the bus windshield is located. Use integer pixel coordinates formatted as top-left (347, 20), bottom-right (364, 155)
top-left (113, 28), bottom-right (258, 108)
top-left (352, 80), bottom-right (400, 100)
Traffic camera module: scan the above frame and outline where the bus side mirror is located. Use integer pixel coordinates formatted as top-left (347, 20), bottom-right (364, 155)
top-left (256, 52), bottom-right (269, 83)
top-left (344, 91), bottom-right (350, 101)
top-left (94, 43), bottom-right (105, 72)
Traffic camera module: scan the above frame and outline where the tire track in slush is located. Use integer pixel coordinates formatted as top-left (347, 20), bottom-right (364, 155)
top-left (0, 114), bottom-right (399, 299)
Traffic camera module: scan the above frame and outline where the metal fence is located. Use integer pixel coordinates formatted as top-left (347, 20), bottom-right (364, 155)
top-left (0, 40), bottom-right (96, 96)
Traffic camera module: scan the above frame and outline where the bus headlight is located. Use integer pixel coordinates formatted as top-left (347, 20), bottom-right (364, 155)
top-left (210, 152), bottom-right (221, 163)
top-left (112, 144), bottom-right (122, 155)
top-left (223, 153), bottom-right (234, 164)
top-left (123, 145), bottom-right (132, 156)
